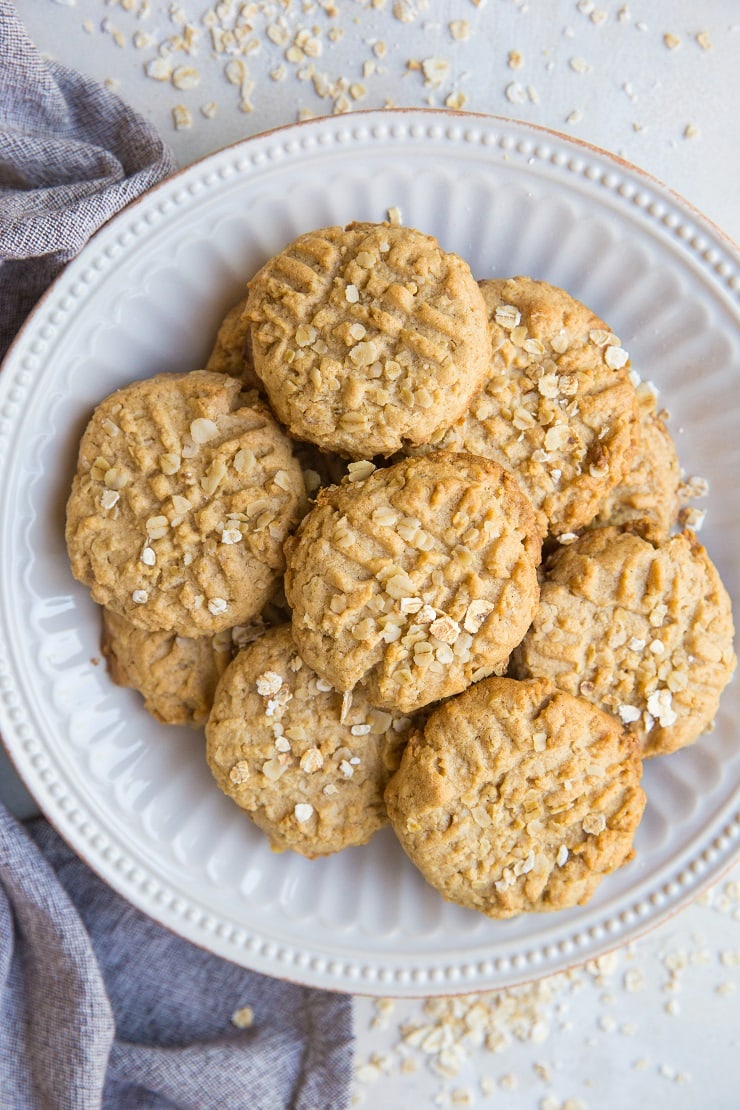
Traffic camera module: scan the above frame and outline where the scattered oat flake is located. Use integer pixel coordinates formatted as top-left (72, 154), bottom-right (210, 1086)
top-left (696, 31), bottom-right (712, 50)
top-left (257, 671), bottom-right (283, 697)
top-left (146, 57), bottom-right (173, 82)
top-left (449, 19), bottom-right (470, 41)
top-left (605, 345), bottom-right (629, 369)
top-left (172, 65), bottom-right (200, 90)
top-left (229, 760), bottom-right (250, 785)
top-left (445, 90), bottom-right (468, 110)
top-left (231, 1004), bottom-right (254, 1028)
top-left (172, 104), bottom-right (193, 130)
top-left (221, 528), bottom-right (243, 544)
top-left (348, 460), bottom-right (376, 482)
top-left (505, 81), bottom-right (526, 104)
top-left (495, 305), bottom-right (521, 330)
top-left (569, 56), bottom-right (591, 73)
top-left (300, 748), bottom-right (324, 773)
top-left (646, 688), bottom-right (677, 727)
top-left (664, 32), bottom-right (681, 50)
top-left (683, 123), bottom-right (700, 140)
top-left (393, 0), bottom-right (418, 23)
top-left (421, 57), bottom-right (450, 88)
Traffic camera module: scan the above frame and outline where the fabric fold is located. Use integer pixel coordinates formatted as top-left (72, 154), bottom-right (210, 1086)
top-left (0, 0), bottom-right (176, 359)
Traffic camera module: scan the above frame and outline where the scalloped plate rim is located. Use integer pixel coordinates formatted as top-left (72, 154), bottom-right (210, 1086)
top-left (0, 109), bottom-right (738, 997)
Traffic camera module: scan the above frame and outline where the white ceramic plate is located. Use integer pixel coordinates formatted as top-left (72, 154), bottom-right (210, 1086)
top-left (0, 111), bottom-right (738, 997)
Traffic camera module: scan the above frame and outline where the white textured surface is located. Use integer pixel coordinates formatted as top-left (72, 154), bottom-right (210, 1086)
top-left (0, 113), bottom-right (738, 1001)
top-left (4, 2), bottom-right (740, 1106)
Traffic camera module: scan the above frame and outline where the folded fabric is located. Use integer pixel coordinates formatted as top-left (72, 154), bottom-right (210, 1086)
top-left (0, 806), bottom-right (353, 1109)
top-left (0, 0), bottom-right (175, 361)
top-left (0, 5), bottom-right (353, 1107)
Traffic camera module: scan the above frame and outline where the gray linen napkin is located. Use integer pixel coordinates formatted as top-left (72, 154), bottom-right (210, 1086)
top-left (0, 0), bottom-right (174, 360)
top-left (0, 5), bottom-right (353, 1107)
top-left (0, 806), bottom-right (353, 1109)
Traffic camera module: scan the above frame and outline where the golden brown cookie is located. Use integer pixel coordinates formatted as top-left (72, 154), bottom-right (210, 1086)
top-left (101, 609), bottom-right (233, 727)
top-left (245, 222), bottom-right (492, 458)
top-left (410, 276), bottom-right (640, 537)
top-left (384, 676), bottom-right (646, 918)
top-left (512, 527), bottom-right (736, 758)
top-left (589, 382), bottom-right (680, 541)
top-left (205, 625), bottom-right (413, 857)
top-left (204, 296), bottom-right (251, 378)
top-left (66, 370), bottom-right (307, 637)
top-left (284, 452), bottom-right (541, 714)
top-left (204, 296), bottom-right (261, 390)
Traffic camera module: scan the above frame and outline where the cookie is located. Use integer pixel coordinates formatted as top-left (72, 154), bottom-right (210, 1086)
top-left (512, 527), bottom-right (736, 758)
top-left (101, 608), bottom-right (233, 727)
top-left (284, 452), bottom-right (542, 714)
top-left (245, 222), bottom-right (492, 458)
top-left (204, 296), bottom-right (261, 391)
top-left (205, 625), bottom-right (413, 857)
top-left (66, 370), bottom-right (307, 637)
top-left (410, 276), bottom-right (640, 537)
top-left (589, 381), bottom-right (680, 541)
top-left (384, 675), bottom-right (646, 918)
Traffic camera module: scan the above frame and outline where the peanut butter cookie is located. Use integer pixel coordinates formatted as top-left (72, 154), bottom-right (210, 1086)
top-left (245, 222), bottom-right (492, 458)
top-left (204, 296), bottom-right (261, 390)
top-left (384, 676), bottom-right (646, 918)
top-left (411, 277), bottom-right (640, 537)
top-left (589, 382), bottom-right (680, 541)
top-left (512, 527), bottom-right (736, 758)
top-left (284, 452), bottom-right (541, 714)
top-left (66, 370), bottom-right (307, 637)
top-left (205, 626), bottom-right (413, 857)
top-left (101, 608), bottom-right (233, 727)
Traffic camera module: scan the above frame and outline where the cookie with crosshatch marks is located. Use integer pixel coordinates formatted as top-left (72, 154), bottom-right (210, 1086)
top-left (66, 370), bottom-right (307, 637)
top-left (384, 675), bottom-right (646, 918)
top-left (244, 221), bottom-right (492, 458)
top-left (407, 276), bottom-right (640, 538)
top-left (283, 451), bottom-right (542, 714)
top-left (205, 625), bottom-right (413, 857)
top-left (511, 527), bottom-right (736, 759)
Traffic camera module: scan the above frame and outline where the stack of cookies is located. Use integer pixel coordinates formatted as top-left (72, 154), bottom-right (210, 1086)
top-left (65, 221), bottom-right (736, 920)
